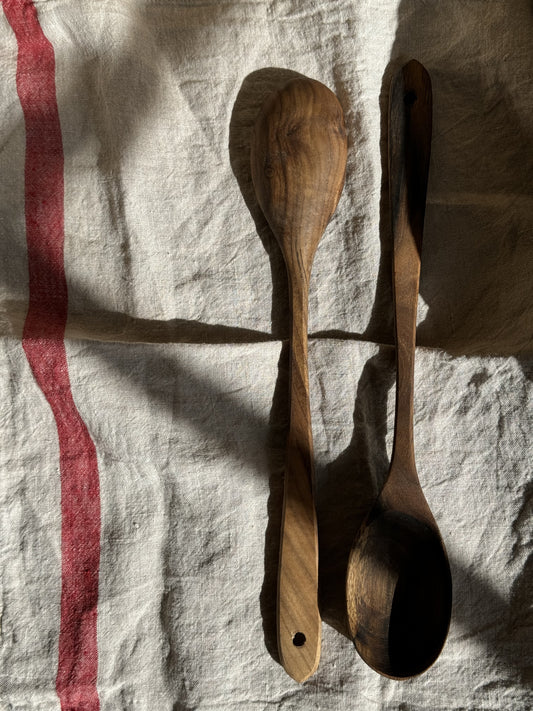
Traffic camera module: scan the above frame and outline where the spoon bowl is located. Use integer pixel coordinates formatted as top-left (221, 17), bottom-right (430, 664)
top-left (347, 509), bottom-right (452, 678)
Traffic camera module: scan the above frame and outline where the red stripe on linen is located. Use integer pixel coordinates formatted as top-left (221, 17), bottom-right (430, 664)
top-left (2, 2), bottom-right (101, 709)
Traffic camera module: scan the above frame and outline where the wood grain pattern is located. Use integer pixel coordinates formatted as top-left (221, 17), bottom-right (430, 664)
top-left (346, 60), bottom-right (452, 679)
top-left (251, 77), bottom-right (347, 682)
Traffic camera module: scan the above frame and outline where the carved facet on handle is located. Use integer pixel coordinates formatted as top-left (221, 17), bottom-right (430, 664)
top-left (251, 77), bottom-right (347, 682)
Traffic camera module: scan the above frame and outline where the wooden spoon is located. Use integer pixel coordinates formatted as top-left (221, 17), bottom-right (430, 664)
top-left (345, 60), bottom-right (452, 678)
top-left (251, 77), bottom-right (347, 682)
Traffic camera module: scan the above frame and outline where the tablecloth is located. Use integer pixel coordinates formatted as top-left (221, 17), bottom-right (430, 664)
top-left (0, 0), bottom-right (531, 709)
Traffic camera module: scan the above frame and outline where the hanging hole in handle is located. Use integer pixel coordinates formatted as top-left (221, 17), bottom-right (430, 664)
top-left (292, 632), bottom-right (306, 647)
top-left (404, 90), bottom-right (417, 106)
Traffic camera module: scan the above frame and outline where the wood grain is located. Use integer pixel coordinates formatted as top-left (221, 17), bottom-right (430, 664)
top-left (251, 77), bottom-right (347, 682)
top-left (346, 60), bottom-right (452, 679)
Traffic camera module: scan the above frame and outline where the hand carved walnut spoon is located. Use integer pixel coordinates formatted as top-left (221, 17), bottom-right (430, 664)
top-left (251, 77), bottom-right (347, 682)
top-left (346, 60), bottom-right (452, 678)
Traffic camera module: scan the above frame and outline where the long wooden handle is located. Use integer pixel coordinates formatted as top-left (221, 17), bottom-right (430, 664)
top-left (389, 60), bottom-right (432, 477)
top-left (277, 270), bottom-right (321, 683)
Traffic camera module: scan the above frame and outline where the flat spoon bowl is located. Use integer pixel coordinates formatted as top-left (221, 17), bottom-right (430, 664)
top-left (251, 77), bottom-right (347, 682)
top-left (346, 60), bottom-right (452, 679)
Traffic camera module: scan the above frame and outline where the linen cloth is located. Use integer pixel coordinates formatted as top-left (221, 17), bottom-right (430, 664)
top-left (0, 0), bottom-right (532, 709)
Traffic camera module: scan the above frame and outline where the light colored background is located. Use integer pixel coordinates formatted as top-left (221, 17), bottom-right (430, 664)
top-left (0, 0), bottom-right (531, 709)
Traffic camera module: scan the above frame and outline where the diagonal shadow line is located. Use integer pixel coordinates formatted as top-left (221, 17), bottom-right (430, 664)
top-left (66, 315), bottom-right (276, 344)
top-left (1, 299), bottom-right (279, 344)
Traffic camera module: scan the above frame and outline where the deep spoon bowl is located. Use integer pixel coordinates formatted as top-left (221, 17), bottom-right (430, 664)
top-left (346, 60), bottom-right (452, 679)
top-left (347, 508), bottom-right (452, 678)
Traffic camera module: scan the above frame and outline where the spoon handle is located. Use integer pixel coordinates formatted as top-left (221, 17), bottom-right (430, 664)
top-left (278, 270), bottom-right (321, 683)
top-left (388, 60), bottom-right (432, 480)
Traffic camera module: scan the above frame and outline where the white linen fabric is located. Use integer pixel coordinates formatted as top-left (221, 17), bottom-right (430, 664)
top-left (0, 0), bottom-right (531, 709)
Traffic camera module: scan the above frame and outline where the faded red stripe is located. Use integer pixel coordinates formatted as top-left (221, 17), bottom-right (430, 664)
top-left (2, 1), bottom-right (101, 709)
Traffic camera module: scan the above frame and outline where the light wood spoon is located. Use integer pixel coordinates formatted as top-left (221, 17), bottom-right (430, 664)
top-left (346, 60), bottom-right (452, 678)
top-left (251, 77), bottom-right (347, 682)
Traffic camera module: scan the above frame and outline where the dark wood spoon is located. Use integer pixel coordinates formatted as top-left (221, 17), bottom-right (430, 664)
top-left (346, 60), bottom-right (452, 679)
top-left (251, 77), bottom-right (347, 682)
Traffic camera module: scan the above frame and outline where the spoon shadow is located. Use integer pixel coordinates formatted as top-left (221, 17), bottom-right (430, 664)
top-left (318, 346), bottom-right (394, 636)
